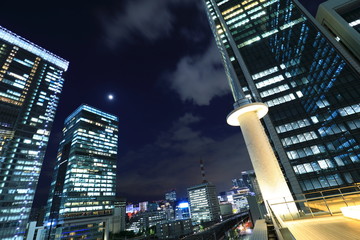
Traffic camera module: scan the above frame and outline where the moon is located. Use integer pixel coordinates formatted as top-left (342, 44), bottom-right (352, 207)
top-left (108, 94), bottom-right (114, 100)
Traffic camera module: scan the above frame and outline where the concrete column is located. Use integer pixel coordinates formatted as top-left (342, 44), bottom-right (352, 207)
top-left (227, 103), bottom-right (298, 220)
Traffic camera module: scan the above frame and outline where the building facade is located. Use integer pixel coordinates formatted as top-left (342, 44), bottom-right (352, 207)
top-left (204, 0), bottom-right (360, 198)
top-left (155, 219), bottom-right (192, 239)
top-left (45, 105), bottom-right (118, 228)
top-left (0, 26), bottom-right (68, 239)
top-left (316, 0), bottom-right (360, 68)
top-left (187, 182), bottom-right (220, 225)
top-left (165, 189), bottom-right (177, 202)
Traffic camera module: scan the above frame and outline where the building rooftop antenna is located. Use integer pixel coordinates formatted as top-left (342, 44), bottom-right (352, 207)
top-left (200, 159), bottom-right (208, 183)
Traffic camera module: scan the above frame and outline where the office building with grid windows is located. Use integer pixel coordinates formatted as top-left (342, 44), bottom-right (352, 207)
top-left (203, 0), bottom-right (360, 198)
top-left (0, 26), bottom-right (68, 239)
top-left (45, 105), bottom-right (118, 233)
top-left (187, 182), bottom-right (220, 225)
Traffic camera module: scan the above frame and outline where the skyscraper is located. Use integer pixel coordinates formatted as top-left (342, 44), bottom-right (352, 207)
top-left (316, 0), bottom-right (360, 67)
top-left (45, 105), bottom-right (118, 227)
top-left (187, 182), bottom-right (220, 225)
top-left (0, 26), bottom-right (68, 239)
top-left (204, 0), bottom-right (360, 198)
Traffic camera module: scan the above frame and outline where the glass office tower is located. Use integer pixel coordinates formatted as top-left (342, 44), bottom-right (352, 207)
top-left (45, 105), bottom-right (118, 226)
top-left (204, 0), bottom-right (360, 197)
top-left (0, 26), bottom-right (68, 239)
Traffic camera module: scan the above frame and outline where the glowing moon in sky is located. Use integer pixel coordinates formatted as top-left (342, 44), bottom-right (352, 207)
top-left (108, 94), bottom-right (114, 100)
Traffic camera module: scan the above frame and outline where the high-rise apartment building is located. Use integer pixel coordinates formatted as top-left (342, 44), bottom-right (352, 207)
top-left (0, 26), bottom-right (68, 239)
top-left (204, 0), bottom-right (360, 197)
top-left (187, 182), bottom-right (220, 225)
top-left (45, 105), bottom-right (118, 227)
top-left (316, 0), bottom-right (360, 67)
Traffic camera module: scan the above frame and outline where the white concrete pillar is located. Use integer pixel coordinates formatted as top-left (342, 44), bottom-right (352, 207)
top-left (227, 103), bottom-right (298, 220)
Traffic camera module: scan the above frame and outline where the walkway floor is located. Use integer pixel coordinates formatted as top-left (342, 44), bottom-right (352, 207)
top-left (284, 216), bottom-right (360, 240)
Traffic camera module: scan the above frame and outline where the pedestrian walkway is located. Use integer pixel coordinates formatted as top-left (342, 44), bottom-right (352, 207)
top-left (285, 216), bottom-right (360, 240)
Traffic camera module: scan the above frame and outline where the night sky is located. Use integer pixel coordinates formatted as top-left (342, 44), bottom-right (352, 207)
top-left (0, 0), bottom-right (325, 206)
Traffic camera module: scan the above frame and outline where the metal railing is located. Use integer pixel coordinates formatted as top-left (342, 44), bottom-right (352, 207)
top-left (268, 186), bottom-right (360, 221)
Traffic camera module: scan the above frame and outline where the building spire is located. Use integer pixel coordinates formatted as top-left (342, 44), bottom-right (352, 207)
top-left (200, 159), bottom-right (207, 183)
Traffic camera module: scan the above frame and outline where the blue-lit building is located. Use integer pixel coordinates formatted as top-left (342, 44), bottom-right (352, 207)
top-left (0, 26), bottom-right (68, 239)
top-left (204, 0), bottom-right (360, 198)
top-left (175, 202), bottom-right (191, 220)
top-left (45, 104), bottom-right (118, 238)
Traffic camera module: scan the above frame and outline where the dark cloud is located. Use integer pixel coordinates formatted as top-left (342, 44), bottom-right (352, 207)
top-left (167, 42), bottom-right (230, 105)
top-left (100, 0), bottom-right (196, 48)
top-left (117, 113), bottom-right (252, 201)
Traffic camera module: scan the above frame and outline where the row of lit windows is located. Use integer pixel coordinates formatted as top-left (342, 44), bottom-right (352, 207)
top-left (76, 130), bottom-right (118, 143)
top-left (276, 118), bottom-right (311, 134)
top-left (66, 178), bottom-right (113, 185)
top-left (293, 159), bottom-right (334, 175)
top-left (252, 66), bottom-right (279, 80)
top-left (64, 201), bottom-right (110, 207)
top-left (280, 17), bottom-right (305, 31)
top-left (216, 0), bottom-right (229, 6)
top-left (338, 103), bottom-right (360, 117)
top-left (71, 187), bottom-right (114, 192)
top-left (63, 205), bottom-right (105, 213)
top-left (244, 1), bottom-right (258, 11)
top-left (0, 211), bottom-right (29, 221)
top-left (266, 93), bottom-right (296, 107)
top-left (14, 165), bottom-right (40, 171)
top-left (260, 84), bottom-right (289, 98)
top-left (222, 4), bottom-right (241, 16)
top-left (224, 9), bottom-right (244, 20)
top-left (72, 182), bottom-right (113, 188)
top-left (66, 177), bottom-right (114, 185)
top-left (349, 18), bottom-right (360, 27)
top-left (287, 144), bottom-right (326, 160)
top-left (238, 36), bottom-right (260, 48)
top-left (255, 74), bottom-right (284, 89)
top-left (227, 14), bottom-right (247, 26)
top-left (13, 171), bottom-right (40, 176)
top-left (75, 142), bottom-right (117, 154)
top-left (73, 137), bottom-right (117, 149)
top-left (7, 188), bottom-right (34, 194)
top-left (281, 131), bottom-right (318, 147)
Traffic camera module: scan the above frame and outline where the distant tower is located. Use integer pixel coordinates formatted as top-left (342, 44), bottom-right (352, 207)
top-left (199, 159), bottom-right (207, 183)
top-left (187, 159), bottom-right (220, 225)
top-left (45, 105), bottom-right (118, 225)
top-left (0, 25), bottom-right (68, 239)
